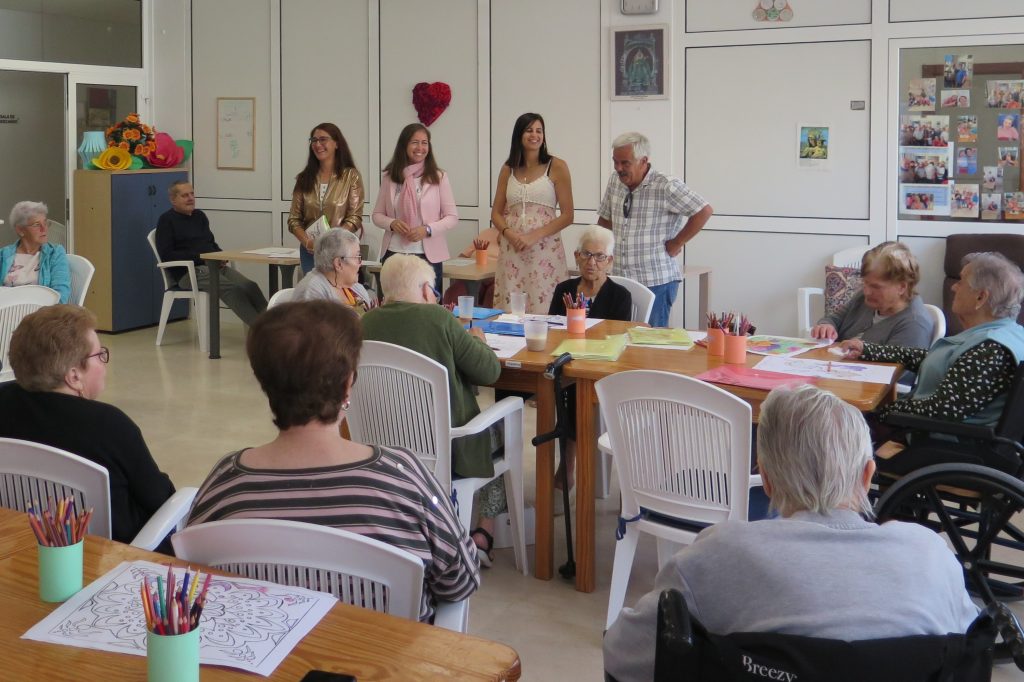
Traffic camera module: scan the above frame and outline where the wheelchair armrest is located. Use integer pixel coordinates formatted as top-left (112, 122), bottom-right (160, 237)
top-left (881, 412), bottom-right (996, 442)
top-left (450, 396), bottom-right (524, 439)
top-left (130, 487), bottom-right (198, 551)
top-left (655, 589), bottom-right (695, 678)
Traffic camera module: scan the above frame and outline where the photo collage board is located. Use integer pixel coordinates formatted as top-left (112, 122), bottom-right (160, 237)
top-left (899, 52), bottom-right (1024, 221)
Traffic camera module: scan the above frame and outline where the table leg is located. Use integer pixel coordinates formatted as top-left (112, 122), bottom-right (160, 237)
top-left (281, 265), bottom-right (295, 290)
top-left (269, 265), bottom-right (280, 296)
top-left (698, 271), bottom-right (710, 330)
top-left (575, 378), bottom-right (597, 593)
top-left (206, 259), bottom-right (221, 360)
top-left (534, 373), bottom-right (556, 581)
top-left (464, 280), bottom-right (482, 301)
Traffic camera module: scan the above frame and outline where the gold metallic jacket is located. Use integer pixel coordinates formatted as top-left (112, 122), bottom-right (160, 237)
top-left (288, 167), bottom-right (364, 238)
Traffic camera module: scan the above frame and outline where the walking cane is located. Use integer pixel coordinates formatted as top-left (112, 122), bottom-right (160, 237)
top-left (531, 352), bottom-right (576, 579)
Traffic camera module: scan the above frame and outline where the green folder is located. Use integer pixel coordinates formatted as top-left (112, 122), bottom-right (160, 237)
top-left (552, 334), bottom-right (628, 361)
top-left (627, 327), bottom-right (693, 347)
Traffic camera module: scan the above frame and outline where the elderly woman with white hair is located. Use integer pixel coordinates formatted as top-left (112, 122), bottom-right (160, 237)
top-left (291, 228), bottom-right (374, 313)
top-left (361, 254), bottom-right (506, 565)
top-left (603, 384), bottom-right (978, 682)
top-left (548, 225), bottom-right (632, 320)
top-left (0, 201), bottom-right (71, 303)
top-left (842, 251), bottom-right (1024, 429)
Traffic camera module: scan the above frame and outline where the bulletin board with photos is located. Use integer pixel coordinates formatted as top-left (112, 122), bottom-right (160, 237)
top-left (899, 46), bottom-right (1024, 223)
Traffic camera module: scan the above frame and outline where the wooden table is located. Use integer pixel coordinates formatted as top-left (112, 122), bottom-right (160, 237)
top-left (200, 249), bottom-right (300, 359)
top-left (0, 508), bottom-right (521, 681)
top-left (494, 321), bottom-right (899, 592)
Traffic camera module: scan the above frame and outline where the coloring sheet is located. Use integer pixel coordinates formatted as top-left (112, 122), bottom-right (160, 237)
top-left (23, 560), bottom-right (336, 677)
top-left (753, 357), bottom-right (896, 384)
top-left (745, 335), bottom-right (830, 358)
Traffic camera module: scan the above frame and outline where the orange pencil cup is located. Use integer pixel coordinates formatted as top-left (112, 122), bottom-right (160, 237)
top-left (566, 308), bottom-right (587, 335)
top-left (724, 333), bottom-right (748, 364)
top-left (706, 328), bottom-right (725, 356)
top-left (474, 249), bottom-right (488, 267)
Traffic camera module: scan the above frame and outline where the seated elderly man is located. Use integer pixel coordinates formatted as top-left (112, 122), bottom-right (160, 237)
top-left (292, 228), bottom-right (375, 312)
top-left (155, 180), bottom-right (267, 325)
top-left (603, 384), bottom-right (978, 682)
top-left (361, 254), bottom-right (505, 566)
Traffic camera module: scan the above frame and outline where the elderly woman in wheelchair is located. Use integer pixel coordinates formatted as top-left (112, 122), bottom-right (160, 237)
top-left (603, 385), bottom-right (979, 682)
top-left (841, 251), bottom-right (1024, 477)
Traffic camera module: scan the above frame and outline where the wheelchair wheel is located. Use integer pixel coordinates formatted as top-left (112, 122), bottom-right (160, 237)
top-left (875, 463), bottom-right (1024, 607)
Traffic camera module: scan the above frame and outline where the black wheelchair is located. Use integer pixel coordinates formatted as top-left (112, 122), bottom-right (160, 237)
top-left (605, 588), bottom-right (1024, 682)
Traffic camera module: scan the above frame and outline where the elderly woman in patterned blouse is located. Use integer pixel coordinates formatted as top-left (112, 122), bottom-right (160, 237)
top-left (841, 252), bottom-right (1024, 471)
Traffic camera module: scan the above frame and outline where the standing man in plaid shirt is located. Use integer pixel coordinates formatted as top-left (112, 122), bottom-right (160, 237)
top-left (597, 132), bottom-right (713, 327)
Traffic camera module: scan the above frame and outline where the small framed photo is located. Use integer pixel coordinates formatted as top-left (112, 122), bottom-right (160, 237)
top-left (611, 25), bottom-right (668, 100)
top-left (900, 183), bottom-right (951, 216)
top-left (999, 147), bottom-right (1019, 167)
top-left (907, 78), bottom-right (936, 111)
top-left (983, 166), bottom-right (1003, 192)
top-left (981, 193), bottom-right (1002, 220)
top-left (1005, 192), bottom-right (1024, 220)
top-left (951, 184), bottom-right (979, 219)
top-left (940, 89), bottom-right (970, 108)
top-left (957, 115), bottom-right (977, 143)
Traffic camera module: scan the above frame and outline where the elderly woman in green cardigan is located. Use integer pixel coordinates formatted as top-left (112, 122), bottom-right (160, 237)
top-left (361, 254), bottom-right (504, 566)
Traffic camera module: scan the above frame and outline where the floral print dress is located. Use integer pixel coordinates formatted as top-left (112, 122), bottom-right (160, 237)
top-left (495, 165), bottom-right (568, 314)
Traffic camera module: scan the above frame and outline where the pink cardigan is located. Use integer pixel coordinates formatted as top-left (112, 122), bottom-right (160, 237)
top-left (372, 171), bottom-right (458, 263)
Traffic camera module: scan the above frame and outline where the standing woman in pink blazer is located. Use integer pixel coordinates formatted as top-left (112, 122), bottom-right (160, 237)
top-left (373, 124), bottom-right (458, 289)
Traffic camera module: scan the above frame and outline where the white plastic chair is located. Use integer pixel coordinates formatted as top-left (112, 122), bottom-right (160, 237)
top-left (596, 371), bottom-right (762, 630)
top-left (348, 340), bottom-right (528, 576)
top-left (172, 518), bottom-right (469, 632)
top-left (0, 437), bottom-right (197, 551)
top-left (0, 285), bottom-right (60, 383)
top-left (46, 219), bottom-right (67, 251)
top-left (608, 275), bottom-right (655, 325)
top-left (147, 229), bottom-right (209, 352)
top-left (923, 303), bottom-right (946, 345)
top-left (66, 254), bottom-right (95, 307)
top-left (267, 288), bottom-right (295, 308)
top-left (796, 244), bottom-right (873, 337)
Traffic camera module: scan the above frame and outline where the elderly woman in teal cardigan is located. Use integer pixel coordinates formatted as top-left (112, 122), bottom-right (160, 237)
top-left (361, 254), bottom-right (505, 566)
top-left (842, 252), bottom-right (1024, 472)
top-left (1, 201), bottom-right (71, 303)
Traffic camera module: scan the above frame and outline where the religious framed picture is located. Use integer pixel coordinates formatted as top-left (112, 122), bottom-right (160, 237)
top-left (611, 24), bottom-right (668, 100)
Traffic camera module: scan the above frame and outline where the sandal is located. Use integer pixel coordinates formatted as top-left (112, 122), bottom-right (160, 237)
top-left (471, 527), bottom-right (494, 568)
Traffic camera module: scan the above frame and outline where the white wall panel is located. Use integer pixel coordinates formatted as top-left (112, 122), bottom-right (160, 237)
top-left (281, 0), bottom-right (369, 201)
top-left (890, 0), bottom-right (1024, 22)
top-left (687, 0), bottom-right (870, 33)
top-left (192, 0), bottom-right (272, 199)
top-left (491, 0), bottom-right (602, 211)
top-left (379, 0), bottom-right (477, 207)
top-left (684, 231), bottom-right (869, 335)
top-left (686, 41), bottom-right (871, 220)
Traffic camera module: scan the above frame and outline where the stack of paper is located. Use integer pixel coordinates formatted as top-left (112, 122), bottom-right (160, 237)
top-left (552, 334), bottom-right (628, 361)
top-left (627, 327), bottom-right (693, 347)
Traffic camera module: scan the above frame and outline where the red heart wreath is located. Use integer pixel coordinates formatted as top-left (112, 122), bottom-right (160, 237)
top-left (412, 82), bottom-right (451, 127)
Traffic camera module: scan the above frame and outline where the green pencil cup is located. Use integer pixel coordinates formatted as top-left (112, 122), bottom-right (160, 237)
top-left (37, 540), bottom-right (83, 602)
top-left (147, 627), bottom-right (200, 682)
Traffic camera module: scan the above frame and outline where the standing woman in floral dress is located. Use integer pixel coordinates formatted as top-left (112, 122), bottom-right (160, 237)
top-left (491, 113), bottom-right (574, 313)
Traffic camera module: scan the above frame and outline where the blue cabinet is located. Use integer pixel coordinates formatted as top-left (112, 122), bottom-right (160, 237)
top-left (74, 169), bottom-right (189, 332)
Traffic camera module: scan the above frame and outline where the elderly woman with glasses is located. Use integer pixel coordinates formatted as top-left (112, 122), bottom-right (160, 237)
top-left (548, 225), bottom-right (632, 319)
top-left (0, 305), bottom-right (176, 548)
top-left (292, 228), bottom-right (375, 313)
top-left (0, 201), bottom-right (71, 303)
top-left (288, 122), bottom-right (364, 273)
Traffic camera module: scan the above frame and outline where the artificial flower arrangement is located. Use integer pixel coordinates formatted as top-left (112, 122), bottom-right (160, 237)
top-left (89, 112), bottom-right (192, 170)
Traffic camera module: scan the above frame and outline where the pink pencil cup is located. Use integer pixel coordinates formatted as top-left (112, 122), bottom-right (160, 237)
top-left (724, 334), bottom-right (748, 364)
top-left (706, 328), bottom-right (725, 356)
top-left (566, 308), bottom-right (587, 335)
top-left (474, 249), bottom-right (488, 267)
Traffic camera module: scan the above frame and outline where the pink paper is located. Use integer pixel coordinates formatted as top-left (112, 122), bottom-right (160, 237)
top-left (694, 365), bottom-right (816, 391)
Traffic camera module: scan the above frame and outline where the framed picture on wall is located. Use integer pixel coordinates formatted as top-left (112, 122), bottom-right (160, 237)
top-left (216, 97), bottom-right (255, 170)
top-left (611, 25), bottom-right (668, 100)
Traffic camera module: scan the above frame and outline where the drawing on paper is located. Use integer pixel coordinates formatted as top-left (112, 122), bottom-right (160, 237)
top-left (23, 560), bottom-right (336, 676)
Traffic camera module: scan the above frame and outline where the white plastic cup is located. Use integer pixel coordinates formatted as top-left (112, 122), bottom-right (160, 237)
top-left (525, 319), bottom-right (548, 351)
top-left (458, 296), bottom-right (475, 324)
top-left (509, 292), bottom-right (527, 317)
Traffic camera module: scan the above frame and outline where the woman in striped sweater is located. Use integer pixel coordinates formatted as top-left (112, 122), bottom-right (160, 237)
top-left (186, 300), bottom-right (479, 622)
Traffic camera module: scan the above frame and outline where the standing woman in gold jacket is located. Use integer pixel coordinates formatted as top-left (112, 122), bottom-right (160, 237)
top-left (289, 122), bottom-right (364, 273)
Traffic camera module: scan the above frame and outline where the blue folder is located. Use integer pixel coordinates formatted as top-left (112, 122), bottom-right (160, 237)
top-left (451, 306), bottom-right (504, 320)
top-left (473, 320), bottom-right (525, 336)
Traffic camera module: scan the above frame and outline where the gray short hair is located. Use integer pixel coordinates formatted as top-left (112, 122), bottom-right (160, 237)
top-left (380, 253), bottom-right (435, 303)
top-left (963, 252), bottom-right (1024, 320)
top-left (10, 201), bottom-right (47, 229)
top-left (577, 225), bottom-right (614, 256)
top-left (611, 132), bottom-right (650, 160)
top-left (757, 385), bottom-right (874, 518)
top-left (314, 228), bottom-right (360, 273)
top-left (167, 179), bottom-right (191, 199)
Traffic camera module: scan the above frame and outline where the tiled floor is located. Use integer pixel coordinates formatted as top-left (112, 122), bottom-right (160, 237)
top-left (100, 318), bottom-right (1024, 681)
